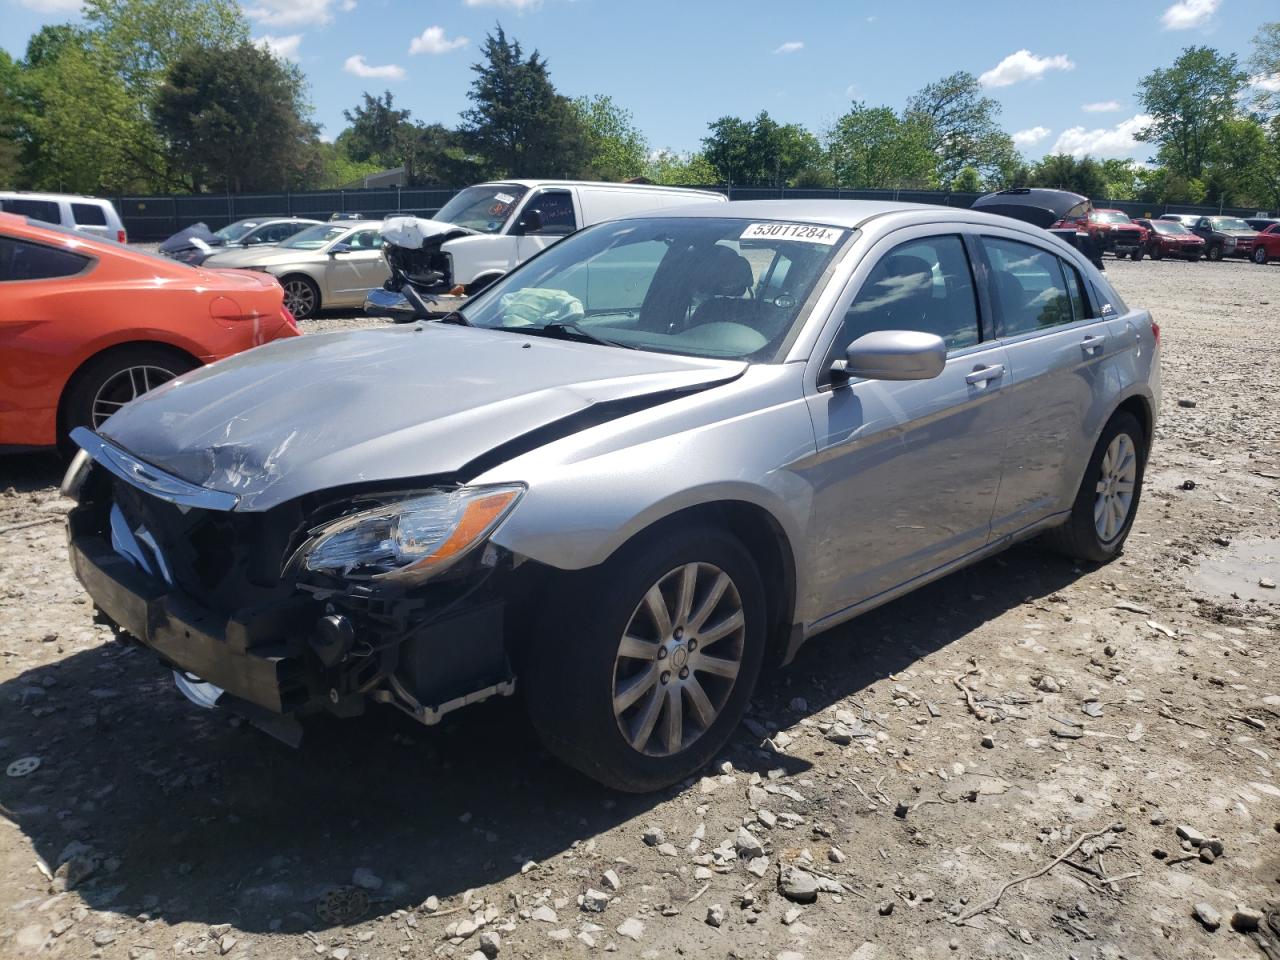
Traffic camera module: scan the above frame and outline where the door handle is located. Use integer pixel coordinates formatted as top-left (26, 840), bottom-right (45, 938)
top-left (1081, 334), bottom-right (1105, 355)
top-left (965, 363), bottom-right (1005, 385)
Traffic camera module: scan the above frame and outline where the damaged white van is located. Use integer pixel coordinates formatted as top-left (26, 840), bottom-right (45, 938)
top-left (367, 180), bottom-right (725, 317)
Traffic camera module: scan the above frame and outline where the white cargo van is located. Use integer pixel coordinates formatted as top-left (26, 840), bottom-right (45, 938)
top-left (0, 192), bottom-right (127, 243)
top-left (374, 180), bottom-right (725, 314)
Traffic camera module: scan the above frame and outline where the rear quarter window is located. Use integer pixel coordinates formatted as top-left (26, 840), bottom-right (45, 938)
top-left (71, 203), bottom-right (108, 226)
top-left (0, 237), bottom-right (92, 281)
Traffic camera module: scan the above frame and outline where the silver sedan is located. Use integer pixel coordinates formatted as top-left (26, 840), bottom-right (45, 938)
top-left (203, 220), bottom-right (388, 320)
top-left (63, 200), bottom-right (1159, 791)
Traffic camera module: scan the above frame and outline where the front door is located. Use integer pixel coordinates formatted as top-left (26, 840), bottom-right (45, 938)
top-left (799, 229), bottom-right (1011, 622)
top-left (514, 189), bottom-right (579, 263)
top-left (325, 228), bottom-right (387, 304)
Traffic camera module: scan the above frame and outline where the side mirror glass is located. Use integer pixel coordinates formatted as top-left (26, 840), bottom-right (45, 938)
top-left (516, 209), bottom-right (543, 235)
top-left (329, 242), bottom-right (351, 256)
top-left (835, 330), bottom-right (946, 382)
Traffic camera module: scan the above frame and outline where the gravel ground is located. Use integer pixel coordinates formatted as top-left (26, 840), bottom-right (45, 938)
top-left (1, 257), bottom-right (1278, 960)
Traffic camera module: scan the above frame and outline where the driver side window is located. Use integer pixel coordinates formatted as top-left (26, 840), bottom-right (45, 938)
top-left (827, 235), bottom-right (981, 367)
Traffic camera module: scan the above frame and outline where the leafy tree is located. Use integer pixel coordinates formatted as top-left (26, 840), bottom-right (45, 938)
top-left (0, 51), bottom-right (24, 186)
top-left (703, 111), bottom-right (821, 186)
top-left (1203, 116), bottom-right (1276, 207)
top-left (342, 91), bottom-right (413, 168)
top-left (644, 150), bottom-right (718, 186)
top-left (154, 42), bottom-right (321, 192)
top-left (951, 167), bottom-right (982, 193)
top-left (460, 26), bottom-right (589, 178)
top-left (1137, 46), bottom-right (1246, 180)
top-left (573, 95), bottom-right (648, 181)
top-left (313, 140), bottom-right (385, 189)
top-left (1250, 21), bottom-right (1279, 115)
top-left (23, 24), bottom-right (90, 69)
top-left (905, 71), bottom-right (1016, 186)
top-left (402, 122), bottom-right (486, 185)
top-left (827, 102), bottom-right (936, 188)
top-left (1028, 154), bottom-right (1107, 198)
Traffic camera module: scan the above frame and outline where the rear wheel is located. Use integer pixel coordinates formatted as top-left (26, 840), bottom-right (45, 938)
top-left (280, 275), bottom-right (320, 319)
top-left (1042, 411), bottom-right (1146, 564)
top-left (62, 345), bottom-right (196, 440)
top-left (1254, 246), bottom-right (1269, 265)
top-left (522, 525), bottom-right (768, 792)
top-left (1149, 245), bottom-right (1163, 260)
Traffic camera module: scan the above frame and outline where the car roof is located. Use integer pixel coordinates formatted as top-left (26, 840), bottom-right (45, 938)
top-left (0, 190), bottom-right (114, 204)
top-left (612, 198), bottom-right (1038, 230)
top-left (481, 179), bottom-right (725, 197)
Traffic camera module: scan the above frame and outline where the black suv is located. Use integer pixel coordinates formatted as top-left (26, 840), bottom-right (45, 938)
top-left (1185, 215), bottom-right (1258, 262)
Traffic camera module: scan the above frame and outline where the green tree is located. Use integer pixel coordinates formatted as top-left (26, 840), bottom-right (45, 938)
top-left (1028, 154), bottom-right (1107, 198)
top-left (460, 25), bottom-right (589, 178)
top-left (573, 94), bottom-right (648, 181)
top-left (23, 24), bottom-right (91, 69)
top-left (341, 90), bottom-right (413, 167)
top-left (644, 150), bottom-right (718, 186)
top-left (154, 41), bottom-right (321, 192)
top-left (1100, 159), bottom-right (1139, 200)
top-left (703, 111), bottom-right (821, 186)
top-left (951, 166), bottom-right (982, 193)
top-left (1204, 116), bottom-right (1276, 207)
top-left (827, 102), bottom-right (937, 188)
top-left (1250, 21), bottom-right (1279, 115)
top-left (905, 71), bottom-right (1016, 186)
top-left (1137, 46), bottom-right (1247, 180)
top-left (0, 51), bottom-right (24, 186)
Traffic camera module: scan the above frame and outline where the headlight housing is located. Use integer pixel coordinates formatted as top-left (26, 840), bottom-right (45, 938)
top-left (296, 484), bottom-right (524, 584)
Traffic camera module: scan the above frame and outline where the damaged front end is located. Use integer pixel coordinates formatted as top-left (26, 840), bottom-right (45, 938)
top-left (367, 216), bottom-right (475, 320)
top-left (62, 430), bottom-right (538, 744)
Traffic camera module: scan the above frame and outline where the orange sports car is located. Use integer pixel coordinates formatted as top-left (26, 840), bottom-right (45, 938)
top-left (0, 212), bottom-right (299, 450)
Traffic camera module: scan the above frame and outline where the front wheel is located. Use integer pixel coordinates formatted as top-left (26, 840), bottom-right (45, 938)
top-left (62, 346), bottom-right (197, 441)
top-left (1042, 411), bottom-right (1146, 564)
top-left (280, 275), bottom-right (320, 320)
top-left (1254, 247), bottom-right (1269, 265)
top-left (522, 525), bottom-right (768, 792)
top-left (1206, 244), bottom-right (1224, 262)
top-left (1149, 245), bottom-right (1163, 261)
top-left (1130, 248), bottom-right (1144, 262)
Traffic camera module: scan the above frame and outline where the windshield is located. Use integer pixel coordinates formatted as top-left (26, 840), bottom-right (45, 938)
top-left (1091, 211), bottom-right (1132, 224)
top-left (281, 224), bottom-right (349, 249)
top-left (213, 219), bottom-right (259, 242)
top-left (460, 217), bottom-right (849, 361)
top-left (434, 184), bottom-right (529, 234)
top-left (1210, 217), bottom-right (1251, 231)
top-left (1150, 221), bottom-right (1190, 235)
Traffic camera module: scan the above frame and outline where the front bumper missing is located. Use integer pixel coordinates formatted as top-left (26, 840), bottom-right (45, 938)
top-left (364, 287), bottom-right (467, 320)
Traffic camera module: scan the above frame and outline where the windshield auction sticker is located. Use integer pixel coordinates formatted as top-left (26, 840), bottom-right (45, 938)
top-left (740, 222), bottom-right (842, 244)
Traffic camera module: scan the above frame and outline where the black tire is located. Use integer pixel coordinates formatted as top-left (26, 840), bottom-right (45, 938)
top-left (280, 274), bottom-right (320, 320)
top-left (1206, 244), bottom-right (1223, 262)
top-left (1130, 248), bottom-right (1144, 262)
top-left (1254, 247), bottom-right (1269, 265)
top-left (1042, 411), bottom-right (1146, 564)
top-left (61, 345), bottom-right (197, 443)
top-left (521, 523), bottom-right (768, 792)
top-left (1149, 246), bottom-right (1163, 260)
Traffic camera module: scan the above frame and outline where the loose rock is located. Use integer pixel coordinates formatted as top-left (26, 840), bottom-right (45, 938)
top-left (1193, 902), bottom-right (1221, 931)
top-left (706, 904), bottom-right (725, 928)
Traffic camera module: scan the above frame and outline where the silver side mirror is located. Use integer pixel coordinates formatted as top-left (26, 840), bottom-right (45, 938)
top-left (836, 330), bottom-right (947, 382)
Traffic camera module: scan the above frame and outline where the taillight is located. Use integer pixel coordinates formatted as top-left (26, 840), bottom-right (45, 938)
top-left (117, 229), bottom-right (127, 244)
top-left (1151, 320), bottom-right (1160, 346)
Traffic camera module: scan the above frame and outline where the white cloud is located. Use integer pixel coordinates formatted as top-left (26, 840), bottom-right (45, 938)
top-left (1082, 100), bottom-right (1121, 113)
top-left (343, 54), bottom-right (406, 80)
top-left (1161, 0), bottom-right (1219, 30)
top-left (245, 0), bottom-right (342, 26)
top-left (1051, 114), bottom-right (1152, 159)
top-left (254, 33), bottom-right (302, 60)
top-left (1012, 126), bottom-right (1051, 147)
top-left (16, 0), bottom-right (81, 11)
top-left (463, 0), bottom-right (542, 9)
top-left (409, 26), bottom-right (469, 55)
top-left (774, 41), bottom-right (804, 55)
top-left (979, 49), bottom-right (1075, 88)
top-left (1250, 73), bottom-right (1280, 94)
top-left (340, 0), bottom-right (355, 9)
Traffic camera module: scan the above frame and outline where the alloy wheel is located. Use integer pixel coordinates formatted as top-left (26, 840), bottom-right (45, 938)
top-left (611, 562), bottom-right (746, 758)
top-left (283, 279), bottom-right (317, 317)
top-left (1094, 432), bottom-right (1137, 543)
top-left (91, 364), bottom-right (176, 428)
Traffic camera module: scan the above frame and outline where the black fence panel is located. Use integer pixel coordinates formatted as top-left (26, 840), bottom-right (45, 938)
top-left (111, 184), bottom-right (1271, 242)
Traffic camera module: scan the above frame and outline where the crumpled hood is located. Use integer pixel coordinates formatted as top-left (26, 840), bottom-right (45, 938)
top-left (382, 216), bottom-right (474, 249)
top-left (97, 324), bottom-right (746, 512)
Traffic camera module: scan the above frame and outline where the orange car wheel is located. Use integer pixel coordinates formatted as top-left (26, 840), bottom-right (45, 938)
top-left (62, 345), bottom-right (197, 442)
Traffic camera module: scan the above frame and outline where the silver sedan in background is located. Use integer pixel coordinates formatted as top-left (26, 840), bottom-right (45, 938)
top-left (63, 200), bottom-right (1159, 791)
top-left (203, 220), bottom-right (387, 319)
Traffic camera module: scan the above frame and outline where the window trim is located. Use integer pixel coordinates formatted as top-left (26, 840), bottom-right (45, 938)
top-left (514, 188), bottom-right (579, 237)
top-left (807, 225), bottom-right (990, 391)
top-left (0, 233), bottom-right (97, 283)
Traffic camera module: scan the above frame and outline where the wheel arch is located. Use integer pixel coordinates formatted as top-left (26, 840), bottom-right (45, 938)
top-left (57, 340), bottom-right (202, 435)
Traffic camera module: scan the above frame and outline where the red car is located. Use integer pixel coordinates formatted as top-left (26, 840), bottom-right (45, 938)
top-left (1051, 208), bottom-right (1148, 260)
top-left (1251, 223), bottom-right (1280, 264)
top-left (0, 213), bottom-right (298, 450)
top-left (1133, 218), bottom-right (1205, 261)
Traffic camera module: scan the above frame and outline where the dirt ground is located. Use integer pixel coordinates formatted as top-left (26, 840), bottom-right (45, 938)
top-left (1, 257), bottom-right (1278, 960)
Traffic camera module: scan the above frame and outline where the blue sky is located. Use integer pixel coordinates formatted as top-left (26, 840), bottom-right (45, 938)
top-left (4, 0), bottom-right (1277, 163)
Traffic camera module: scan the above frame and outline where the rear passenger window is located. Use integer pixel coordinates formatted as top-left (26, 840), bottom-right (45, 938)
top-left (71, 203), bottom-right (108, 226)
top-left (981, 237), bottom-right (1075, 335)
top-left (1061, 260), bottom-right (1092, 323)
top-left (2, 199), bottom-right (61, 224)
top-left (830, 235), bottom-right (981, 357)
top-left (0, 237), bottom-right (91, 281)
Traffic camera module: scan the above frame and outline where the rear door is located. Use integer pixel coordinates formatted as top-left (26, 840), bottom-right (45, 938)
top-left (800, 227), bottom-right (1011, 618)
top-left (977, 230), bottom-right (1117, 535)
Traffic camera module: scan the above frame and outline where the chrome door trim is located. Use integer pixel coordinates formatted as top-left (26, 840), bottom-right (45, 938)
top-left (69, 427), bottom-right (240, 512)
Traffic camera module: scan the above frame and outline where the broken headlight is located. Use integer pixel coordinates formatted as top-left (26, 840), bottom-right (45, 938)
top-left (297, 484), bottom-right (524, 584)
